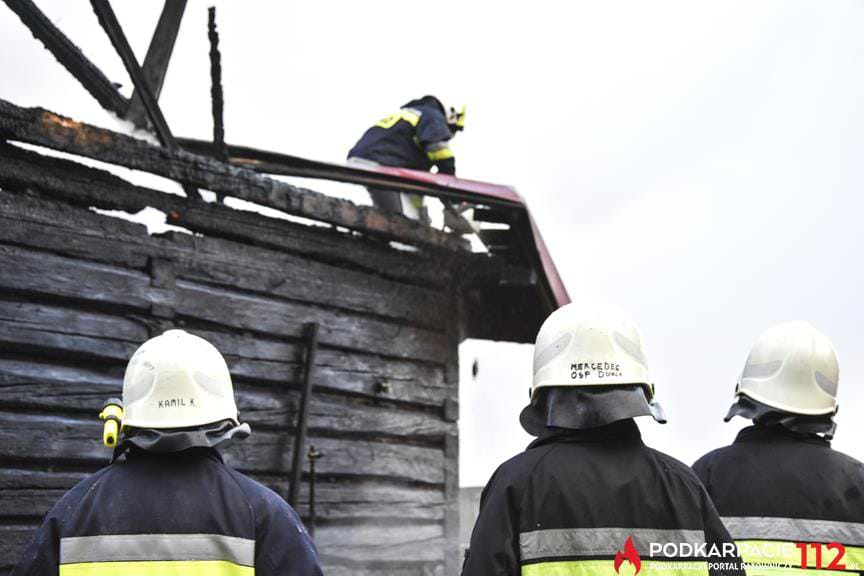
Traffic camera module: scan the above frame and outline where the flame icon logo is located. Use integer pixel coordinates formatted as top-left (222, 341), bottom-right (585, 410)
top-left (614, 536), bottom-right (641, 575)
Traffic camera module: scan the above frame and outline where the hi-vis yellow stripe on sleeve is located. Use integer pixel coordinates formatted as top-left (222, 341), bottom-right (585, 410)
top-left (521, 559), bottom-right (710, 576)
top-left (59, 560), bottom-right (253, 576)
top-left (427, 146), bottom-right (454, 161)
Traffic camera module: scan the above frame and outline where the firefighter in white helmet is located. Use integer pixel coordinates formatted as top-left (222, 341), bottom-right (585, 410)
top-left (462, 301), bottom-right (742, 576)
top-left (693, 321), bottom-right (864, 571)
top-left (12, 330), bottom-right (322, 576)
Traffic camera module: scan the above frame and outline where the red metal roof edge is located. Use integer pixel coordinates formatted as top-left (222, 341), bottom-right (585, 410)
top-left (356, 164), bottom-right (571, 309)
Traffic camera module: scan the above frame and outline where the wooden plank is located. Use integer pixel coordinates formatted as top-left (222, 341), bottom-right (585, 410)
top-left (0, 245), bottom-right (448, 363)
top-left (0, 412), bottom-right (445, 484)
top-left (0, 525), bottom-right (34, 570)
top-left (0, 467), bottom-right (445, 520)
top-left (0, 358), bottom-right (455, 441)
top-left (0, 144), bottom-right (452, 288)
top-left (0, 244), bottom-right (155, 310)
top-left (0, 474), bottom-right (444, 525)
top-left (2, 0), bottom-right (128, 116)
top-left (0, 189), bottom-right (448, 329)
top-left (174, 280), bottom-right (447, 364)
top-left (0, 99), bottom-right (466, 251)
top-left (0, 302), bottom-right (145, 361)
top-left (0, 306), bottom-right (454, 407)
top-left (316, 524), bottom-right (445, 564)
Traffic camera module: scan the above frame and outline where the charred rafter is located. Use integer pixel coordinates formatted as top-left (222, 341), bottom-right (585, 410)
top-left (2, 0), bottom-right (128, 116)
top-left (0, 99), bottom-right (466, 251)
top-left (125, 0), bottom-right (187, 130)
top-left (89, 0), bottom-right (201, 201)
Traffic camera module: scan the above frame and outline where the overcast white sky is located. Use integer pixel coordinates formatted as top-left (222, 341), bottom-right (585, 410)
top-left (2, 1), bottom-right (863, 487)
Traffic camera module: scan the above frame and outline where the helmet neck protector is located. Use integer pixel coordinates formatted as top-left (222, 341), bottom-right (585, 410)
top-left (725, 394), bottom-right (836, 439)
top-left (520, 385), bottom-right (666, 437)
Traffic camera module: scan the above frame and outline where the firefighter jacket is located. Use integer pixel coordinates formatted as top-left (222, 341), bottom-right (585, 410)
top-left (12, 447), bottom-right (322, 576)
top-left (462, 419), bottom-right (743, 576)
top-left (348, 96), bottom-right (456, 175)
top-left (693, 424), bottom-right (864, 574)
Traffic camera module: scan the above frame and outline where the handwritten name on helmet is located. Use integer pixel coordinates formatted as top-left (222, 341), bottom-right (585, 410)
top-left (571, 362), bottom-right (623, 380)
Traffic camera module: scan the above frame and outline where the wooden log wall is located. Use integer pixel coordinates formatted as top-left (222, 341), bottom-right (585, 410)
top-left (0, 138), bottom-right (465, 574)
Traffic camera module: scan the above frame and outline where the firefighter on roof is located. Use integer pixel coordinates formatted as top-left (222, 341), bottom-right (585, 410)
top-left (348, 95), bottom-right (469, 229)
top-left (461, 301), bottom-right (743, 576)
top-left (12, 330), bottom-right (322, 576)
top-left (693, 321), bottom-right (864, 572)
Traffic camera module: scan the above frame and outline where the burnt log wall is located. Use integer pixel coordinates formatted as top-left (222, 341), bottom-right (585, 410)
top-left (0, 144), bottom-right (464, 575)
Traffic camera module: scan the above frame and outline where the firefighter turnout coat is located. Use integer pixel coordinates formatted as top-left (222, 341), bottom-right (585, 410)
top-left (461, 419), bottom-right (743, 576)
top-left (348, 95), bottom-right (456, 175)
top-left (12, 447), bottom-right (322, 576)
top-left (694, 424), bottom-right (864, 575)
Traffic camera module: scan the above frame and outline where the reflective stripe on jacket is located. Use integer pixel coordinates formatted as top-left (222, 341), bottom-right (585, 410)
top-left (694, 425), bottom-right (864, 575)
top-left (461, 419), bottom-right (743, 576)
top-left (12, 447), bottom-right (322, 576)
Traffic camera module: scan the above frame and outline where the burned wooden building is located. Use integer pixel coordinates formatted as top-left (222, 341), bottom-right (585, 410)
top-left (0, 2), bottom-right (568, 574)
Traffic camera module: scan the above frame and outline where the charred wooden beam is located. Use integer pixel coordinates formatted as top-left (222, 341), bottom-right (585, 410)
top-left (125, 0), bottom-right (187, 129)
top-left (2, 0), bottom-right (128, 116)
top-left (0, 358), bottom-right (455, 442)
top-left (0, 99), bottom-right (466, 250)
top-left (0, 412), bottom-right (447, 483)
top-left (0, 244), bottom-right (449, 363)
top-left (0, 466), bottom-right (447, 523)
top-left (208, 5), bottom-right (228, 204)
top-left (89, 0), bottom-right (201, 201)
top-left (208, 6), bottom-right (227, 162)
top-left (89, 0), bottom-right (172, 147)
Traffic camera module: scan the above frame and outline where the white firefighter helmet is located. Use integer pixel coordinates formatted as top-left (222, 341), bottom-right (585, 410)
top-left (532, 300), bottom-right (653, 399)
top-left (736, 321), bottom-right (839, 416)
top-left (122, 329), bottom-right (240, 429)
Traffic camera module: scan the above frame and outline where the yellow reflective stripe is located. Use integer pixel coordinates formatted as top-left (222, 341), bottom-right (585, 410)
top-left (521, 559), bottom-right (710, 576)
top-left (59, 560), bottom-right (253, 576)
top-left (844, 546), bottom-right (864, 571)
top-left (736, 540), bottom-right (864, 572)
top-left (427, 147), bottom-right (454, 161)
top-left (375, 108), bottom-right (420, 129)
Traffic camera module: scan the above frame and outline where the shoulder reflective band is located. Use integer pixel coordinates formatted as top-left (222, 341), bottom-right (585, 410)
top-left (375, 108), bottom-right (421, 129)
top-left (520, 527), bottom-right (707, 561)
top-left (59, 560), bottom-right (252, 576)
top-left (521, 559), bottom-right (710, 576)
top-left (735, 540), bottom-right (864, 573)
top-left (60, 534), bottom-right (254, 567)
top-left (723, 517), bottom-right (864, 546)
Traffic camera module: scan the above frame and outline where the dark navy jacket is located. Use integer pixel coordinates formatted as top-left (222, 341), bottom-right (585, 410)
top-left (348, 95), bottom-right (456, 175)
top-left (462, 419), bottom-right (743, 576)
top-left (694, 425), bottom-right (864, 566)
top-left (12, 447), bottom-right (322, 575)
